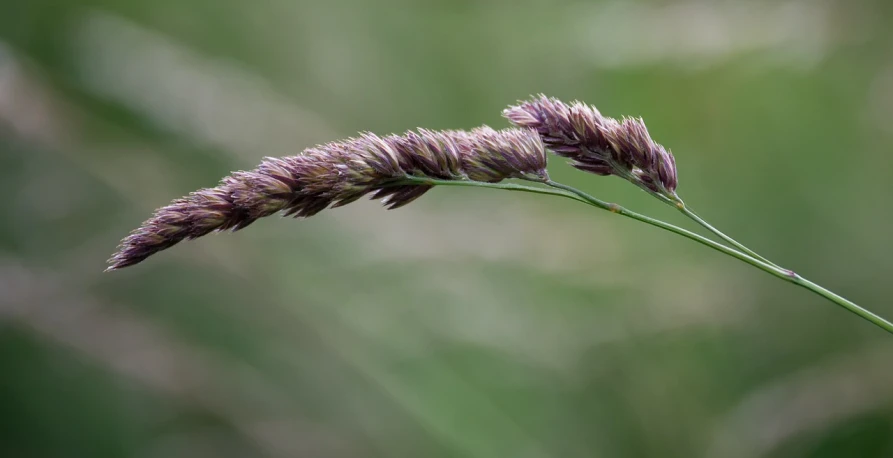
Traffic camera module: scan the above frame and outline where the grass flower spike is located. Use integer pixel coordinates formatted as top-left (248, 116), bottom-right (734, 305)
top-left (107, 127), bottom-right (547, 270)
top-left (106, 95), bottom-right (893, 337)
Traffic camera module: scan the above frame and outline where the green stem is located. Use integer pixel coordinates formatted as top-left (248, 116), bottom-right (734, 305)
top-left (402, 176), bottom-right (893, 335)
top-left (401, 176), bottom-right (584, 201)
top-left (541, 180), bottom-right (794, 276)
top-left (540, 180), bottom-right (893, 336)
top-left (620, 169), bottom-right (779, 268)
top-left (672, 197), bottom-right (778, 268)
top-left (404, 176), bottom-right (790, 280)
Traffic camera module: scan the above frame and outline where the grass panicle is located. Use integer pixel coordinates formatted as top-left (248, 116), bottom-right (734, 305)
top-left (107, 126), bottom-right (547, 270)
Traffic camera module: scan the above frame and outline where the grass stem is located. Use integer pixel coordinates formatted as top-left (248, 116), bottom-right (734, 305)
top-left (403, 175), bottom-right (893, 335)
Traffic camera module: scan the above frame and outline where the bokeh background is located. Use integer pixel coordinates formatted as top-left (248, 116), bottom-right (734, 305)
top-left (3, 0), bottom-right (893, 457)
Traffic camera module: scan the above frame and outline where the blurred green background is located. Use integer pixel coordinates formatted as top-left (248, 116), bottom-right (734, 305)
top-left (2, 0), bottom-right (893, 457)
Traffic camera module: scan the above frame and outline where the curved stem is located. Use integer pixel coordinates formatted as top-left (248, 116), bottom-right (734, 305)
top-left (400, 176), bottom-right (591, 203)
top-left (674, 198), bottom-right (778, 268)
top-left (541, 180), bottom-right (893, 336)
top-left (629, 182), bottom-right (779, 268)
top-left (619, 171), bottom-right (778, 268)
top-left (401, 176), bottom-right (893, 335)
top-left (541, 180), bottom-right (796, 277)
top-left (405, 177), bottom-right (792, 281)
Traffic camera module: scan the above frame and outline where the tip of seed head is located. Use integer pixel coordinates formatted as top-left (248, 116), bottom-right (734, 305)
top-left (506, 95), bottom-right (679, 195)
